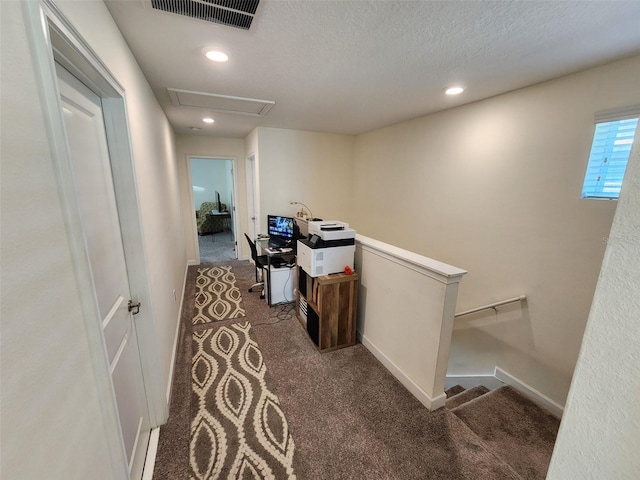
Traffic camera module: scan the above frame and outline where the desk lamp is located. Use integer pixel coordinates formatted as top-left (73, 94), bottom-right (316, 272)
top-left (290, 201), bottom-right (314, 220)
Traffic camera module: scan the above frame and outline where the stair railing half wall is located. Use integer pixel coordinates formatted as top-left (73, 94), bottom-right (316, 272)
top-left (354, 234), bottom-right (467, 411)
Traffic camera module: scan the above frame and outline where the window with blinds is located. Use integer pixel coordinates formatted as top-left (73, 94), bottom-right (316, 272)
top-left (581, 106), bottom-right (639, 200)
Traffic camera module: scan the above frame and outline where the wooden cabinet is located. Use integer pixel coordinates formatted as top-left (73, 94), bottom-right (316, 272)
top-left (296, 266), bottom-right (358, 352)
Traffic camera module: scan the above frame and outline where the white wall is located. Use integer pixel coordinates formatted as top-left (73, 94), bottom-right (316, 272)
top-left (190, 157), bottom-right (232, 211)
top-left (54, 0), bottom-right (186, 412)
top-left (351, 55), bottom-right (640, 405)
top-left (175, 135), bottom-right (246, 261)
top-left (174, 128), bottom-right (355, 264)
top-left (0, 1), bottom-right (186, 477)
top-left (253, 127), bottom-right (355, 230)
top-left (356, 236), bottom-right (467, 410)
top-left (1, 3), bottom-right (116, 477)
top-left (547, 137), bottom-right (640, 478)
top-left (245, 128), bottom-right (260, 241)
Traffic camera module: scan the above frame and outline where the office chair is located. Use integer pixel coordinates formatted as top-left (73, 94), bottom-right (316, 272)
top-left (244, 233), bottom-right (268, 299)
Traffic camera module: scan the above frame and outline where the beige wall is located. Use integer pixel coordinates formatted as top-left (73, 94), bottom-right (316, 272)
top-left (253, 127), bottom-right (355, 230)
top-left (175, 135), bottom-right (246, 261)
top-left (351, 55), bottom-right (640, 405)
top-left (1, 1), bottom-right (186, 477)
top-left (548, 139), bottom-right (640, 478)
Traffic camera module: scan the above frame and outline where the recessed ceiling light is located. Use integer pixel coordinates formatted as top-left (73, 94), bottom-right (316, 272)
top-left (190, 127), bottom-right (201, 131)
top-left (202, 117), bottom-right (215, 124)
top-left (445, 86), bottom-right (464, 95)
top-left (204, 50), bottom-right (229, 62)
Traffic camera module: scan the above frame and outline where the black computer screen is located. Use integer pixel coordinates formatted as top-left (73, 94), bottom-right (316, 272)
top-left (267, 215), bottom-right (294, 240)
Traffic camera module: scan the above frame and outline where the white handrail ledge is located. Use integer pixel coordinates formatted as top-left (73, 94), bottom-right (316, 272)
top-left (355, 234), bottom-right (467, 284)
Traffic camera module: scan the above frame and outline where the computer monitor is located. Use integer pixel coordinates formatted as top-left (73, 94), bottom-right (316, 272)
top-left (215, 191), bottom-right (222, 212)
top-left (267, 215), bottom-right (294, 243)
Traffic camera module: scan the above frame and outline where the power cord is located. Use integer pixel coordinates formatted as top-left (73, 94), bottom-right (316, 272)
top-left (252, 301), bottom-right (297, 326)
top-left (283, 265), bottom-right (294, 302)
top-left (252, 317), bottom-right (292, 327)
top-left (255, 262), bottom-right (296, 326)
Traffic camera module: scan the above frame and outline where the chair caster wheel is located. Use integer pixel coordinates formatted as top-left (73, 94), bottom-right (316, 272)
top-left (260, 294), bottom-right (265, 300)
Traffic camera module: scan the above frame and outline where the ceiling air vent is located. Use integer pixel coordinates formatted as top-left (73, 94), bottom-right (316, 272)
top-left (151, 0), bottom-right (260, 30)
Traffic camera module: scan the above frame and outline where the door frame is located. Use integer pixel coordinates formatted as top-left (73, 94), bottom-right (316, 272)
top-left (23, 1), bottom-right (167, 476)
top-left (187, 155), bottom-right (239, 263)
top-left (246, 153), bottom-right (260, 249)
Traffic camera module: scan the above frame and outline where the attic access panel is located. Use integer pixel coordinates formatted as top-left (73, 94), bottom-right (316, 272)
top-left (151, 0), bottom-right (259, 30)
top-left (167, 88), bottom-right (275, 117)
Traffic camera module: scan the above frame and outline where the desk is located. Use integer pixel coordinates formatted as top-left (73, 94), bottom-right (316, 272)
top-left (207, 211), bottom-right (232, 240)
top-left (257, 239), bottom-right (296, 306)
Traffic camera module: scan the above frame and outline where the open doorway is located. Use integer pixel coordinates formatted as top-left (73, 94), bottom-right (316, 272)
top-left (190, 157), bottom-right (237, 263)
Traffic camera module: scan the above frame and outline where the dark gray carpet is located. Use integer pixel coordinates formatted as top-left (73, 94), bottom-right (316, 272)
top-left (445, 385), bottom-right (465, 398)
top-left (451, 386), bottom-right (560, 480)
top-left (198, 233), bottom-right (236, 263)
top-left (446, 385), bottom-right (490, 410)
top-left (153, 260), bottom-right (556, 479)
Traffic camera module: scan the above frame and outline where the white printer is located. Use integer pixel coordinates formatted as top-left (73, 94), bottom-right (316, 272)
top-left (297, 221), bottom-right (356, 277)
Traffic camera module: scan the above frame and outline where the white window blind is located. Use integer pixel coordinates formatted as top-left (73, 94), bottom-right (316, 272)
top-left (582, 105), bottom-right (640, 200)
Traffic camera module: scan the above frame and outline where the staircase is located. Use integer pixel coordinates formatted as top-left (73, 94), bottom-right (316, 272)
top-left (445, 384), bottom-right (561, 480)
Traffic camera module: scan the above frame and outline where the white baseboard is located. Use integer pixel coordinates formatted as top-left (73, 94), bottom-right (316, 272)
top-left (165, 263), bottom-right (189, 404)
top-left (357, 332), bottom-right (446, 411)
top-left (445, 374), bottom-right (505, 391)
top-left (187, 259), bottom-right (198, 266)
top-left (446, 368), bottom-right (564, 418)
top-left (142, 427), bottom-right (160, 480)
top-left (494, 367), bottom-right (564, 418)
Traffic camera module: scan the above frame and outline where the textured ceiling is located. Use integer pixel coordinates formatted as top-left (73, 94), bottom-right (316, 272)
top-left (104, 0), bottom-right (640, 138)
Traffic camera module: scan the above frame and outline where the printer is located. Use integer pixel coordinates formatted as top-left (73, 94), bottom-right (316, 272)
top-left (297, 220), bottom-right (356, 277)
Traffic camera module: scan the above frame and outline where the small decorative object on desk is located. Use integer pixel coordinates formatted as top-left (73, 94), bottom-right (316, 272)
top-left (344, 265), bottom-right (353, 275)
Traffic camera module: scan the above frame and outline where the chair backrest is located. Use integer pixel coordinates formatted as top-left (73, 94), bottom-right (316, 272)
top-left (244, 233), bottom-right (258, 262)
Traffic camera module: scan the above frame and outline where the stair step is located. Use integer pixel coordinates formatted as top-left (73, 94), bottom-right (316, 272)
top-left (445, 384), bottom-right (465, 398)
top-left (442, 410), bottom-right (523, 480)
top-left (451, 385), bottom-right (560, 480)
top-left (446, 385), bottom-right (490, 409)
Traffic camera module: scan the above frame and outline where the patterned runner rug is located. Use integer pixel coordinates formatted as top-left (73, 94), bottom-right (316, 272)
top-left (190, 322), bottom-right (296, 480)
top-left (193, 266), bottom-right (246, 325)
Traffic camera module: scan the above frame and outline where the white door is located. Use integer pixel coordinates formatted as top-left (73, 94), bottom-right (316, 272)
top-left (56, 63), bottom-right (150, 479)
